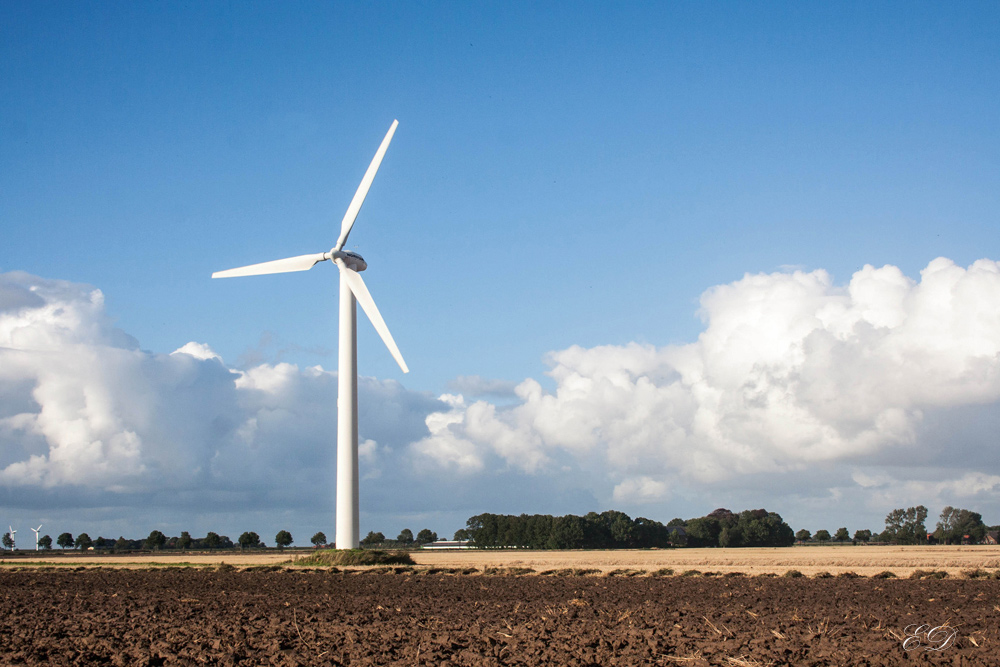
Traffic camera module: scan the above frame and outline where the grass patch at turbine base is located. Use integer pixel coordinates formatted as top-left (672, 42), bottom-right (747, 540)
top-left (291, 549), bottom-right (415, 567)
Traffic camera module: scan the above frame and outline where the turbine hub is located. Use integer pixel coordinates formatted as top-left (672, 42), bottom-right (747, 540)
top-left (331, 249), bottom-right (367, 272)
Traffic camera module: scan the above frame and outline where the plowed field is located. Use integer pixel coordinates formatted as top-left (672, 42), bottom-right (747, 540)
top-left (2, 569), bottom-right (998, 666)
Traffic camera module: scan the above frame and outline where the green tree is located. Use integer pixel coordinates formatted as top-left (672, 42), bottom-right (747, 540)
top-left (795, 529), bottom-right (812, 542)
top-left (311, 531), bottom-right (327, 547)
top-left (633, 517), bottom-right (671, 548)
top-left (465, 514), bottom-right (499, 547)
top-left (452, 529), bottom-right (470, 541)
top-left (396, 528), bottom-right (414, 544)
top-left (578, 510), bottom-right (638, 549)
top-left (75, 533), bottom-right (93, 550)
top-left (717, 510), bottom-right (794, 548)
top-left (177, 531), bottom-right (193, 550)
top-left (546, 515), bottom-right (585, 549)
top-left (523, 514), bottom-right (553, 549)
top-left (361, 531), bottom-right (385, 546)
top-left (204, 532), bottom-right (221, 549)
top-left (416, 529), bottom-right (438, 545)
top-left (884, 506), bottom-right (928, 544)
top-left (934, 506), bottom-right (987, 544)
top-left (495, 515), bottom-right (522, 547)
top-left (717, 523), bottom-right (741, 547)
top-left (607, 511), bottom-right (636, 547)
top-left (853, 529), bottom-right (872, 543)
top-left (238, 531), bottom-right (261, 549)
top-left (708, 508), bottom-right (738, 522)
top-left (687, 509), bottom-right (792, 548)
top-left (814, 529), bottom-right (831, 542)
top-left (57, 532), bottom-right (74, 549)
top-left (834, 527), bottom-right (850, 542)
top-left (114, 536), bottom-right (130, 552)
top-left (685, 517), bottom-right (722, 548)
top-left (2, 532), bottom-right (13, 550)
top-left (275, 530), bottom-right (293, 548)
top-left (38, 535), bottom-right (53, 550)
top-left (144, 530), bottom-right (167, 551)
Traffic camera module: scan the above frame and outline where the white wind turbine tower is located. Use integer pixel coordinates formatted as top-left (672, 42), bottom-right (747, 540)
top-left (7, 526), bottom-right (14, 551)
top-left (32, 525), bottom-right (42, 551)
top-left (213, 120), bottom-right (408, 549)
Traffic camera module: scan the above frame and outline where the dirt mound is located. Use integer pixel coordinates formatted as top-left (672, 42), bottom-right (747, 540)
top-left (1, 569), bottom-right (997, 665)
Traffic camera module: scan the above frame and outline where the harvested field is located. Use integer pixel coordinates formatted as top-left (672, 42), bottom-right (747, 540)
top-left (412, 545), bottom-right (1000, 577)
top-left (8, 545), bottom-right (1000, 577)
top-left (2, 568), bottom-right (998, 665)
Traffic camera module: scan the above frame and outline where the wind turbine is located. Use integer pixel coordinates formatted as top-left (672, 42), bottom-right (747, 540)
top-left (213, 120), bottom-right (408, 549)
top-left (32, 525), bottom-right (42, 551)
top-left (7, 526), bottom-right (14, 551)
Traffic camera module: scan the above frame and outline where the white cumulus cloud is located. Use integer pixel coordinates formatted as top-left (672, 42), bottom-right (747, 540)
top-left (413, 258), bottom-right (1000, 521)
top-left (0, 271), bottom-right (441, 507)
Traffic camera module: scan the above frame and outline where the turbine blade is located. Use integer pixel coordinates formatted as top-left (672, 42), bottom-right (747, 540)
top-left (337, 262), bottom-right (409, 373)
top-left (212, 252), bottom-right (328, 279)
top-left (333, 120), bottom-right (398, 252)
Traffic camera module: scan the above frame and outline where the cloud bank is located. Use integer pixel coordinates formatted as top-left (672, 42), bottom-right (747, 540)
top-left (2, 258), bottom-right (999, 536)
top-left (0, 271), bottom-right (440, 514)
top-left (412, 258), bottom-right (1000, 517)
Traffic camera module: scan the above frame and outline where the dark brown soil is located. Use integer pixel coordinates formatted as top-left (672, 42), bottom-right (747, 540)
top-left (1, 569), bottom-right (997, 665)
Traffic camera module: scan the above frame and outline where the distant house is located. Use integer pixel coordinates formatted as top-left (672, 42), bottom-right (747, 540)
top-left (985, 531), bottom-right (999, 546)
top-left (666, 525), bottom-right (686, 546)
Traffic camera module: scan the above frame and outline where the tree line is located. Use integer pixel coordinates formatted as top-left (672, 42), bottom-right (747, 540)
top-left (360, 528), bottom-right (439, 547)
top-left (0, 526), bottom-right (442, 552)
top-left (462, 508), bottom-right (795, 549)
top-left (792, 506), bottom-right (997, 545)
top-left (0, 529), bottom-right (332, 552)
top-left (4, 504), bottom-right (995, 553)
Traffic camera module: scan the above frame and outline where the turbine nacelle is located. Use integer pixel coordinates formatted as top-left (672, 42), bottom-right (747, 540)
top-left (329, 249), bottom-right (367, 272)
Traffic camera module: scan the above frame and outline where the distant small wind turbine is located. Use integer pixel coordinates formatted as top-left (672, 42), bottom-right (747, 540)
top-left (7, 526), bottom-right (15, 551)
top-left (32, 525), bottom-right (42, 551)
top-left (213, 120), bottom-right (408, 549)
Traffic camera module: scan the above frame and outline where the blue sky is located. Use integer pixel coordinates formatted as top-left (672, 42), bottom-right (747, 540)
top-left (2, 3), bottom-right (999, 545)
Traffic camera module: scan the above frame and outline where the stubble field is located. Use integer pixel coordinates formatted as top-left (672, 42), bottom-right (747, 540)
top-left (412, 545), bottom-right (1000, 578)
top-left (9, 544), bottom-right (1000, 577)
top-left (2, 567), bottom-right (999, 666)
